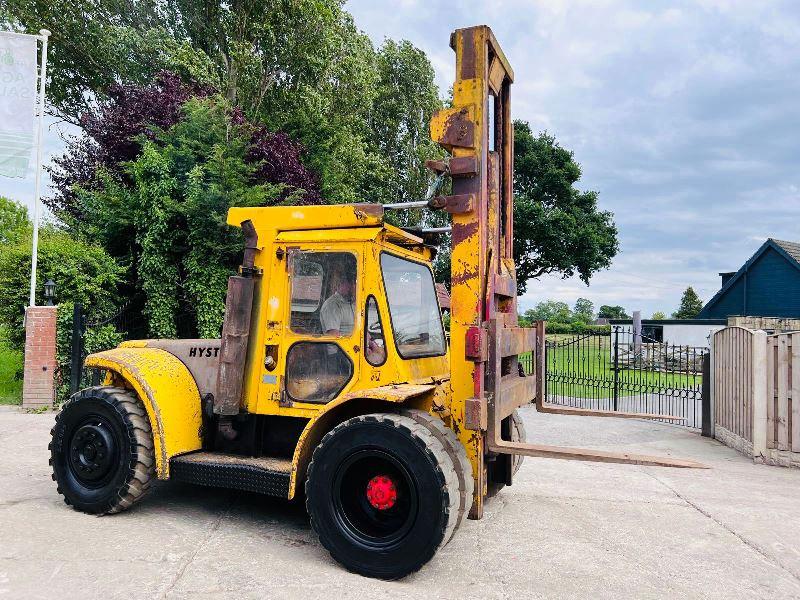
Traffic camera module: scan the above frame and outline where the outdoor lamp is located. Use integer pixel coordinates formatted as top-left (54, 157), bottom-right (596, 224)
top-left (43, 279), bottom-right (56, 306)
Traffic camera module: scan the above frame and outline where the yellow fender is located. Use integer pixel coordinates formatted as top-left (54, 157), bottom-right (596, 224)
top-left (287, 383), bottom-right (437, 499)
top-left (84, 347), bottom-right (203, 478)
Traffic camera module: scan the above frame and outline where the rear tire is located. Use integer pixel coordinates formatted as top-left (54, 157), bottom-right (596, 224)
top-left (49, 386), bottom-right (155, 515)
top-left (305, 413), bottom-right (458, 579)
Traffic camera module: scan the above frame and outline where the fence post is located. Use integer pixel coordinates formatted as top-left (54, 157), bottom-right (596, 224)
top-left (612, 327), bottom-right (619, 412)
top-left (69, 302), bottom-right (84, 396)
top-left (752, 330), bottom-right (768, 461)
top-left (701, 352), bottom-right (712, 437)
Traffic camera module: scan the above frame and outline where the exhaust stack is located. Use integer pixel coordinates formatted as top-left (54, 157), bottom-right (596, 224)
top-left (214, 219), bottom-right (258, 416)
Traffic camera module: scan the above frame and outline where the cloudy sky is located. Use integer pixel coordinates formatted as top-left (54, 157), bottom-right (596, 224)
top-left (346, 0), bottom-right (800, 317)
top-left (4, 1), bottom-right (800, 318)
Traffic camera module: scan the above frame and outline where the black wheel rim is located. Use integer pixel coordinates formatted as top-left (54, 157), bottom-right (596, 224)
top-left (332, 449), bottom-right (418, 549)
top-left (67, 415), bottom-right (120, 488)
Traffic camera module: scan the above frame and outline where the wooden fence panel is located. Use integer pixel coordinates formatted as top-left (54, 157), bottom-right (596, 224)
top-left (714, 327), bottom-right (800, 465)
top-left (778, 336), bottom-right (790, 450)
top-left (712, 327), bottom-right (755, 443)
top-left (792, 333), bottom-right (800, 451)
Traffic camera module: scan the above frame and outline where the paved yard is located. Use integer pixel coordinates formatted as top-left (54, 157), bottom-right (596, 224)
top-left (1, 404), bottom-right (799, 599)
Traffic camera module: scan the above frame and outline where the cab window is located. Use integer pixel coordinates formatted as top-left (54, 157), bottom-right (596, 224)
top-left (365, 296), bottom-right (387, 366)
top-left (380, 253), bottom-right (446, 358)
top-left (290, 251), bottom-right (357, 336)
top-left (286, 342), bottom-right (352, 403)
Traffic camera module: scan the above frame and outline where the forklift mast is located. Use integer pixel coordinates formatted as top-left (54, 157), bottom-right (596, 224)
top-left (430, 27), bottom-right (703, 517)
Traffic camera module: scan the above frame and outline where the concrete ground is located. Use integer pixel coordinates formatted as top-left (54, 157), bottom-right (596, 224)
top-left (1, 405), bottom-right (799, 600)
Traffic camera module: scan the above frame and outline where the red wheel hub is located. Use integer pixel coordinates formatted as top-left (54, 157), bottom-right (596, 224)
top-left (365, 475), bottom-right (397, 510)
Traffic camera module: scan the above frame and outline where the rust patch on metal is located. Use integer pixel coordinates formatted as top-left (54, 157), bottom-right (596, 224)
top-left (353, 203), bottom-right (384, 220)
top-left (451, 220), bottom-right (479, 245)
top-left (449, 156), bottom-right (478, 176)
top-left (440, 107), bottom-right (475, 149)
top-left (460, 28), bottom-right (476, 79)
top-left (428, 193), bottom-right (474, 214)
top-left (464, 397), bottom-right (486, 430)
top-left (450, 265), bottom-right (479, 286)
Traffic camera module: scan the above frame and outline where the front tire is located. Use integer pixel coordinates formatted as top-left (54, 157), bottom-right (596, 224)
top-left (306, 413), bottom-right (458, 579)
top-left (49, 386), bottom-right (155, 515)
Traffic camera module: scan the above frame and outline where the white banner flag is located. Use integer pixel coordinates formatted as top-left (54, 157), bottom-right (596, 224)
top-left (0, 32), bottom-right (37, 178)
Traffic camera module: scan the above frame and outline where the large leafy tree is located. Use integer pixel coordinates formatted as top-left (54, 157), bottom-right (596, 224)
top-left (513, 121), bottom-right (618, 293)
top-left (2, 0), bottom-right (441, 205)
top-left (75, 96), bottom-right (307, 337)
top-left (573, 297), bottom-right (595, 323)
top-left (673, 286), bottom-right (703, 319)
top-left (598, 305), bottom-right (629, 320)
top-left (523, 300), bottom-right (573, 324)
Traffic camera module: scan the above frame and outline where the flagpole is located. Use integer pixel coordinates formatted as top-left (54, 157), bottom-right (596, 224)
top-left (29, 28), bottom-right (50, 308)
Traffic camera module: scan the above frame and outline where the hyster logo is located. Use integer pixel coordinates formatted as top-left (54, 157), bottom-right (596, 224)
top-left (189, 347), bottom-right (220, 358)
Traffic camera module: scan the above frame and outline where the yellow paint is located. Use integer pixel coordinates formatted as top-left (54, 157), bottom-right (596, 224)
top-left (84, 347), bottom-right (203, 478)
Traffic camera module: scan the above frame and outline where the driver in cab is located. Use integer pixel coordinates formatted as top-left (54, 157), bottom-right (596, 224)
top-left (320, 266), bottom-right (385, 364)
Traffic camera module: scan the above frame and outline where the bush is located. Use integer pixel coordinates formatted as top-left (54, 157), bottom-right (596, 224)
top-left (0, 231), bottom-right (123, 351)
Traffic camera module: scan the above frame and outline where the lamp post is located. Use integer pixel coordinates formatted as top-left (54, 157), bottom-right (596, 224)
top-left (43, 279), bottom-right (55, 306)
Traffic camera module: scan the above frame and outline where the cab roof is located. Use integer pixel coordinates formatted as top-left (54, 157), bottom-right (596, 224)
top-left (227, 203), bottom-right (425, 249)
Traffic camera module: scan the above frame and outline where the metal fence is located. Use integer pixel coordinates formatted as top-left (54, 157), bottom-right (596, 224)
top-left (522, 327), bottom-right (709, 430)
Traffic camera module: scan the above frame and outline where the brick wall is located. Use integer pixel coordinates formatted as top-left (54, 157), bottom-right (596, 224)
top-left (22, 305), bottom-right (58, 408)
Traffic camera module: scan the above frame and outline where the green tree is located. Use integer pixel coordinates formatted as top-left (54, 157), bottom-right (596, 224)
top-left (523, 300), bottom-right (572, 324)
top-left (513, 122), bottom-right (618, 294)
top-left (3, 1), bottom-right (442, 207)
top-left (598, 305), bottom-right (629, 320)
top-left (651, 311), bottom-right (666, 320)
top-left (573, 297), bottom-right (594, 323)
top-left (0, 197), bottom-right (30, 245)
top-left (672, 287), bottom-right (704, 319)
top-left (0, 230), bottom-right (122, 350)
top-left (368, 40), bottom-right (444, 206)
top-left (77, 97), bottom-right (290, 337)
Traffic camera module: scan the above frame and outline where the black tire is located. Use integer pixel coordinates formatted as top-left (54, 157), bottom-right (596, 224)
top-left (401, 409), bottom-right (474, 541)
top-left (49, 386), bottom-right (155, 515)
top-left (487, 409), bottom-right (526, 497)
top-left (305, 413), bottom-right (458, 579)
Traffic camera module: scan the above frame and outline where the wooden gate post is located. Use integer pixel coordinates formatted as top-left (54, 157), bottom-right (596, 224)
top-left (752, 330), bottom-right (768, 461)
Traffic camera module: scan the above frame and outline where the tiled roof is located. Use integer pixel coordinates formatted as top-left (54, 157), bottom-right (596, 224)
top-left (771, 239), bottom-right (800, 265)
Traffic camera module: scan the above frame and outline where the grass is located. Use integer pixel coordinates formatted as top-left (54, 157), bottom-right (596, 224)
top-left (523, 335), bottom-right (702, 400)
top-left (0, 327), bottom-right (23, 405)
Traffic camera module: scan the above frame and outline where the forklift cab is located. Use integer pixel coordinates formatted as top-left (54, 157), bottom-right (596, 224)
top-left (249, 219), bottom-right (449, 416)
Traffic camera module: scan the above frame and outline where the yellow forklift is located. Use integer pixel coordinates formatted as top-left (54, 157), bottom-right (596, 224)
top-left (50, 25), bottom-right (702, 579)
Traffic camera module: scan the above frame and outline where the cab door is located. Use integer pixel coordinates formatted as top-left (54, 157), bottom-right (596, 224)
top-left (258, 245), bottom-right (361, 412)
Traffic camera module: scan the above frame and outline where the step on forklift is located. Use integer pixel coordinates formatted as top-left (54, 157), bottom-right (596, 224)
top-left (50, 25), bottom-right (704, 579)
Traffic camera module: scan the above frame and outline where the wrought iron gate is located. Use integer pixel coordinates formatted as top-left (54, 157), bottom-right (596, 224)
top-left (542, 328), bottom-right (708, 429)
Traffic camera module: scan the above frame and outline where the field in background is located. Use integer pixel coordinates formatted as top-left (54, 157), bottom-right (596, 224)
top-left (522, 334), bottom-right (703, 400)
top-left (0, 327), bottom-right (22, 405)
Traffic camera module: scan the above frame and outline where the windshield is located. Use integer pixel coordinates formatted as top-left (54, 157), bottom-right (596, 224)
top-left (380, 253), bottom-right (446, 358)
